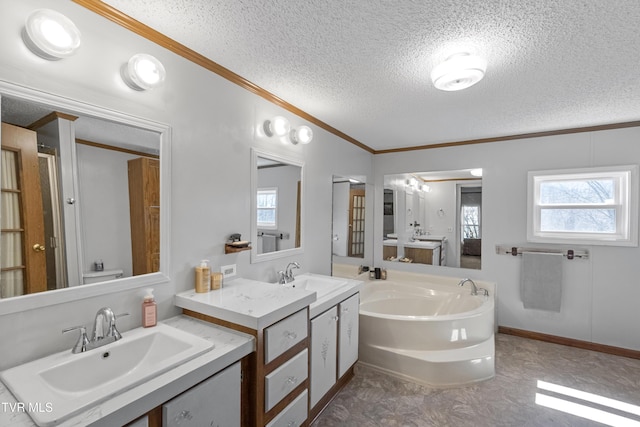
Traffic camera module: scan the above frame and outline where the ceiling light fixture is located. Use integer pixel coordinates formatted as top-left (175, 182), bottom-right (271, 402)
top-left (121, 53), bottom-right (166, 91)
top-left (263, 116), bottom-right (291, 137)
top-left (22, 9), bottom-right (81, 60)
top-left (470, 168), bottom-right (483, 177)
top-left (290, 125), bottom-right (313, 145)
top-left (431, 53), bottom-right (487, 91)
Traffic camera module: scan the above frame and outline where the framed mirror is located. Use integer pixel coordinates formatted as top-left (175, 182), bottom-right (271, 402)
top-left (331, 175), bottom-right (366, 274)
top-left (0, 81), bottom-right (171, 315)
top-left (250, 148), bottom-right (304, 263)
top-left (382, 169), bottom-right (482, 270)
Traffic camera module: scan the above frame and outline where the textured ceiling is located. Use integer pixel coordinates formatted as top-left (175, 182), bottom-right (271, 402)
top-left (102, 0), bottom-right (640, 151)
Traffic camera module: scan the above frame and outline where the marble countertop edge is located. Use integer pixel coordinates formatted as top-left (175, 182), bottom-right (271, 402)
top-left (0, 315), bottom-right (254, 427)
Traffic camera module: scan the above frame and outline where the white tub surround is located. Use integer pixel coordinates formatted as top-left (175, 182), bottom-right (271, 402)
top-left (0, 315), bottom-right (253, 427)
top-left (359, 270), bottom-right (496, 388)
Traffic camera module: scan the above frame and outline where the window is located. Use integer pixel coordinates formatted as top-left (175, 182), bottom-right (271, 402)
top-left (462, 205), bottom-right (480, 238)
top-left (527, 165), bottom-right (638, 246)
top-left (257, 187), bottom-right (277, 229)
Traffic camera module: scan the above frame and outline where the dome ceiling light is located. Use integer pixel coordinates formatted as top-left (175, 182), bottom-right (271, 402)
top-left (121, 53), bottom-right (166, 91)
top-left (431, 53), bottom-right (487, 91)
top-left (22, 9), bottom-right (81, 60)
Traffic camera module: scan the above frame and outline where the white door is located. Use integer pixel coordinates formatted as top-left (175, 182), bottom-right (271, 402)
top-left (310, 306), bottom-right (338, 408)
top-left (163, 362), bottom-right (240, 427)
top-left (338, 294), bottom-right (359, 377)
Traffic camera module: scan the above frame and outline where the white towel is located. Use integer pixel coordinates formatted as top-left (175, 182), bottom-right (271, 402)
top-left (521, 252), bottom-right (563, 312)
top-left (261, 234), bottom-right (277, 253)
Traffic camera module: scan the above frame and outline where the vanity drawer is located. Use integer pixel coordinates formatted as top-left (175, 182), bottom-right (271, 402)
top-left (264, 309), bottom-right (308, 364)
top-left (265, 349), bottom-right (308, 411)
top-left (266, 389), bottom-right (308, 427)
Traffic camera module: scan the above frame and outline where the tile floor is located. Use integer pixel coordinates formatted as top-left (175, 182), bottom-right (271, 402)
top-left (311, 333), bottom-right (640, 426)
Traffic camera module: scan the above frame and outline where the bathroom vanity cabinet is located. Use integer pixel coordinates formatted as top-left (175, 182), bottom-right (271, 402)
top-left (127, 361), bottom-right (242, 427)
top-left (184, 307), bottom-right (310, 427)
top-left (309, 293), bottom-right (359, 420)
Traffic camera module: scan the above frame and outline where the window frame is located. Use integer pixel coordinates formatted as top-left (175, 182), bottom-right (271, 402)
top-left (527, 165), bottom-right (639, 247)
top-left (256, 187), bottom-right (278, 230)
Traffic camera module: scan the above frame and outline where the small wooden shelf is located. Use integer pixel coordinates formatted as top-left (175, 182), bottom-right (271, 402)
top-left (225, 244), bottom-right (252, 254)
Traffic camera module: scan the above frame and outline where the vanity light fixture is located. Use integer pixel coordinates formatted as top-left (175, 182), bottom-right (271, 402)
top-left (263, 116), bottom-right (291, 137)
top-left (290, 125), bottom-right (313, 145)
top-left (121, 53), bottom-right (166, 91)
top-left (431, 53), bottom-right (487, 91)
top-left (22, 9), bottom-right (81, 60)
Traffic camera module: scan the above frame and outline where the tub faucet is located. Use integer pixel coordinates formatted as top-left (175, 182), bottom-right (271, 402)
top-left (458, 278), bottom-right (488, 296)
top-left (278, 262), bottom-right (300, 284)
top-left (62, 307), bottom-right (128, 353)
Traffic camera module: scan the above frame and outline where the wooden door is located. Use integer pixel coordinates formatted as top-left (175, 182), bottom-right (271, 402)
top-left (1, 122), bottom-right (47, 296)
top-left (347, 188), bottom-right (365, 257)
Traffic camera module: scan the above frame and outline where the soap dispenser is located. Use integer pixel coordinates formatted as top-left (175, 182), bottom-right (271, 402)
top-left (195, 259), bottom-right (211, 293)
top-left (142, 288), bottom-right (157, 328)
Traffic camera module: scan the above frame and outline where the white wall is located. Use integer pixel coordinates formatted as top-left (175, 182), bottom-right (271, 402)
top-left (374, 130), bottom-right (640, 351)
top-left (0, 0), bottom-right (372, 369)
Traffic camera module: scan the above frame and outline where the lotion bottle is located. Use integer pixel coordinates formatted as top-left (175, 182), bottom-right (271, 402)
top-left (142, 288), bottom-right (157, 328)
top-left (195, 259), bottom-right (211, 293)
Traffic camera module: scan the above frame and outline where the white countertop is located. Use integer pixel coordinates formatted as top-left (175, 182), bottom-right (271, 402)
top-left (175, 277), bottom-right (317, 330)
top-left (404, 240), bottom-right (441, 249)
top-left (0, 316), bottom-right (254, 427)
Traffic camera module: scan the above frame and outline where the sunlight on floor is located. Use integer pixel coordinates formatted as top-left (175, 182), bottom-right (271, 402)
top-left (535, 380), bottom-right (640, 426)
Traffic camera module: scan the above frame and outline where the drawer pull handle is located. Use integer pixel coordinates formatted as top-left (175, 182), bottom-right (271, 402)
top-left (286, 376), bottom-right (298, 385)
top-left (284, 331), bottom-right (298, 340)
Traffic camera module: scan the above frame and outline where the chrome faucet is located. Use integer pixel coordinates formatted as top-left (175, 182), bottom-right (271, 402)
top-left (278, 262), bottom-right (300, 284)
top-left (63, 307), bottom-right (128, 354)
top-left (458, 278), bottom-right (489, 296)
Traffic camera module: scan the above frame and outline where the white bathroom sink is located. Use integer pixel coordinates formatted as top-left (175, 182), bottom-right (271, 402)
top-left (0, 323), bottom-right (214, 426)
top-left (285, 273), bottom-right (347, 299)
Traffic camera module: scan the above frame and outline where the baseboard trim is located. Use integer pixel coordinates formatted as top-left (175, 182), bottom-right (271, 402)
top-left (498, 326), bottom-right (640, 360)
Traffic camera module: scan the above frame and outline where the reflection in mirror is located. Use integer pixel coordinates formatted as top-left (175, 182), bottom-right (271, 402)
top-left (331, 175), bottom-right (366, 276)
top-left (1, 94), bottom-right (162, 299)
top-left (251, 150), bottom-right (304, 263)
top-left (383, 169), bottom-right (482, 270)
top-left (332, 175), bottom-right (366, 256)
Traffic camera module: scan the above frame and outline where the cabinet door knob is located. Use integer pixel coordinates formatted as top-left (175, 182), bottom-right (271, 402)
top-left (284, 331), bottom-right (297, 340)
top-left (286, 376), bottom-right (298, 384)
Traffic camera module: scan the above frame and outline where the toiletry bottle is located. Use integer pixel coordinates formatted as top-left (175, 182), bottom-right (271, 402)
top-left (142, 288), bottom-right (157, 327)
top-left (195, 260), bottom-right (211, 293)
top-left (211, 271), bottom-right (223, 290)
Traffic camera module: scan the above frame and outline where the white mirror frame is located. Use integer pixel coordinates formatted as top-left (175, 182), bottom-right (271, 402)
top-left (250, 148), bottom-right (304, 263)
top-left (0, 80), bottom-right (172, 315)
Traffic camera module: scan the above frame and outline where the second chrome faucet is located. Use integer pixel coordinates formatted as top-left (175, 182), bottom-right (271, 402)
top-left (63, 307), bottom-right (128, 354)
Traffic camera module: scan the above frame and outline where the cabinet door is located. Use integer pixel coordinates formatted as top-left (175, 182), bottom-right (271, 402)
top-left (163, 362), bottom-right (240, 427)
top-left (310, 306), bottom-right (338, 408)
top-left (338, 293), bottom-right (359, 378)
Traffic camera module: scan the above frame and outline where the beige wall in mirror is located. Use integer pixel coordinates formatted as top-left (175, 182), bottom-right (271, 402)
top-left (0, 93), bottom-right (163, 300)
top-left (251, 149), bottom-right (304, 263)
top-left (383, 169), bottom-right (482, 270)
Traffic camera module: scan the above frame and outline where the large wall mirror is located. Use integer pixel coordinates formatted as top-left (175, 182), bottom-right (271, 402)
top-left (332, 175), bottom-right (366, 273)
top-left (250, 149), bottom-right (304, 263)
top-left (0, 82), bottom-right (171, 315)
top-left (383, 169), bottom-right (482, 270)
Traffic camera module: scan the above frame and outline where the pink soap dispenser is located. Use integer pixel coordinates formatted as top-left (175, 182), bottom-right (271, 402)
top-left (142, 288), bottom-right (157, 327)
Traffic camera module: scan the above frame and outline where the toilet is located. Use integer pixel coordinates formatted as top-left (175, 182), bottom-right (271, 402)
top-left (82, 269), bottom-right (124, 284)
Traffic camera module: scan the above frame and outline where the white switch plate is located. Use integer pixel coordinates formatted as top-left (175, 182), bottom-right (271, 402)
top-left (221, 264), bottom-right (237, 278)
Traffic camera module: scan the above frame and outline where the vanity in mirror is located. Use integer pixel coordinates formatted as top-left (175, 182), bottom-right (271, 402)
top-left (250, 149), bottom-right (304, 263)
top-left (0, 82), bottom-right (170, 310)
top-left (383, 169), bottom-right (482, 270)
